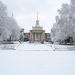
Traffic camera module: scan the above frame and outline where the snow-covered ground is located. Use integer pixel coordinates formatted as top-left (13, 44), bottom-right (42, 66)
top-left (17, 42), bottom-right (75, 51)
top-left (0, 42), bottom-right (75, 75)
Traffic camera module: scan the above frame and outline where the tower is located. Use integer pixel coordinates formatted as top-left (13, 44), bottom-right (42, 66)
top-left (36, 12), bottom-right (39, 27)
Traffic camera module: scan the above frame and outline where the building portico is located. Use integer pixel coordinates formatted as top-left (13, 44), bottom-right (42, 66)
top-left (30, 30), bottom-right (45, 43)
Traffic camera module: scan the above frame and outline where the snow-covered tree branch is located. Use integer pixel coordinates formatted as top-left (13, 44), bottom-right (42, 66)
top-left (0, 1), bottom-right (20, 41)
top-left (51, 0), bottom-right (75, 44)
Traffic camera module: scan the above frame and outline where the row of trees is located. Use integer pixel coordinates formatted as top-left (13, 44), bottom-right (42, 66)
top-left (0, 1), bottom-right (20, 41)
top-left (51, 0), bottom-right (75, 44)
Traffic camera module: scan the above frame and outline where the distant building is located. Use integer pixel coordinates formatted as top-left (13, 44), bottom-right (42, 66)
top-left (29, 14), bottom-right (45, 43)
top-left (24, 33), bottom-right (30, 41)
top-left (20, 28), bottom-right (24, 41)
top-left (45, 33), bottom-right (51, 42)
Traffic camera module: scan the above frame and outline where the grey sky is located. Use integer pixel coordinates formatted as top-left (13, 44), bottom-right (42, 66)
top-left (1, 0), bottom-right (70, 32)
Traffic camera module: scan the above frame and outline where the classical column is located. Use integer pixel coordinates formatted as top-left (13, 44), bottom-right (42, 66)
top-left (35, 32), bottom-right (36, 41)
top-left (32, 33), bottom-right (34, 42)
top-left (29, 32), bottom-right (31, 42)
top-left (33, 33), bottom-right (35, 42)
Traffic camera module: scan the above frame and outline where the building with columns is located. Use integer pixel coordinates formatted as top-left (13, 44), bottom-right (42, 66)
top-left (29, 14), bottom-right (45, 43)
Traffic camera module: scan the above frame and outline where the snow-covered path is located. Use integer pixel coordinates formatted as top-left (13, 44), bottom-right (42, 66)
top-left (0, 42), bottom-right (75, 75)
top-left (0, 42), bottom-right (75, 51)
top-left (16, 42), bottom-right (53, 51)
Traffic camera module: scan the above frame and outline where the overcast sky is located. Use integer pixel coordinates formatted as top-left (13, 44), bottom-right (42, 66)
top-left (1, 0), bottom-right (70, 32)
